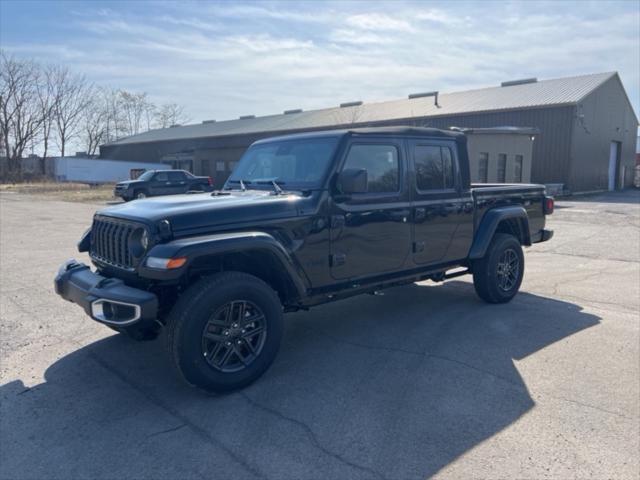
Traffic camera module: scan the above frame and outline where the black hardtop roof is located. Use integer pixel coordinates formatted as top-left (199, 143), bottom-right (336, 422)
top-left (253, 125), bottom-right (466, 145)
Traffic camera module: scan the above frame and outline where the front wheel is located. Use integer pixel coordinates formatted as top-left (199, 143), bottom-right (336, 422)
top-left (166, 272), bottom-right (284, 393)
top-left (472, 233), bottom-right (524, 304)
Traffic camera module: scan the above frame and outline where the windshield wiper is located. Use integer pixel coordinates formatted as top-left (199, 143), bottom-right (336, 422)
top-left (227, 179), bottom-right (252, 192)
top-left (255, 179), bottom-right (285, 195)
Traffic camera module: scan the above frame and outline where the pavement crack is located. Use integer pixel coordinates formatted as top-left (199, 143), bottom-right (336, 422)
top-left (147, 423), bottom-right (187, 438)
top-left (530, 250), bottom-right (639, 264)
top-left (239, 392), bottom-right (389, 480)
top-left (78, 346), bottom-right (268, 480)
top-left (532, 393), bottom-right (635, 421)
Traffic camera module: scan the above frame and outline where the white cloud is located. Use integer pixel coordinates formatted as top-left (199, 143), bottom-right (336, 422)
top-left (345, 13), bottom-right (414, 32)
top-left (2, 0), bottom-right (638, 137)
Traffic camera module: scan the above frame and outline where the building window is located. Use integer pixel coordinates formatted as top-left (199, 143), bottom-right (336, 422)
top-left (343, 144), bottom-right (399, 193)
top-left (415, 145), bottom-right (456, 190)
top-left (479, 153), bottom-right (489, 183)
top-left (497, 153), bottom-right (507, 183)
top-left (216, 161), bottom-right (225, 172)
top-left (514, 155), bottom-right (523, 182)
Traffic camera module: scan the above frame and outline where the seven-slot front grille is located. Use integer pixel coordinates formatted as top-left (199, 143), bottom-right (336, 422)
top-left (90, 217), bottom-right (138, 269)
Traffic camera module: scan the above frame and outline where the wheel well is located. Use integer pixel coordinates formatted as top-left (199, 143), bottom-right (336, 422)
top-left (495, 218), bottom-right (530, 245)
top-left (187, 250), bottom-right (300, 305)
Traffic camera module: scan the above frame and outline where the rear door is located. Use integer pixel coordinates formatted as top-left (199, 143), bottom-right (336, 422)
top-left (409, 140), bottom-right (474, 265)
top-left (329, 139), bottom-right (412, 280)
top-left (167, 171), bottom-right (189, 194)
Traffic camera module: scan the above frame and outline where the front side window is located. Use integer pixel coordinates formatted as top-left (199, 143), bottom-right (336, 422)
top-left (342, 144), bottom-right (399, 193)
top-left (478, 153), bottom-right (489, 183)
top-left (138, 170), bottom-right (155, 181)
top-left (415, 145), bottom-right (456, 190)
top-left (497, 154), bottom-right (507, 183)
top-left (155, 172), bottom-right (169, 182)
top-left (227, 137), bottom-right (339, 188)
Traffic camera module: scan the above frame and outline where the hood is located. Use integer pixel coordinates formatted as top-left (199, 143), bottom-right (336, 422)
top-left (116, 179), bottom-right (142, 186)
top-left (97, 190), bottom-right (303, 234)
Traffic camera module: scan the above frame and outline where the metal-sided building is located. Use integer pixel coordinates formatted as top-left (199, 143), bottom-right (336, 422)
top-left (100, 72), bottom-right (638, 193)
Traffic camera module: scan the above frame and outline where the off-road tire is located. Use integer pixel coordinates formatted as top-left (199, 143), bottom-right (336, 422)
top-left (166, 272), bottom-right (284, 393)
top-left (134, 190), bottom-right (148, 199)
top-left (472, 233), bottom-right (524, 304)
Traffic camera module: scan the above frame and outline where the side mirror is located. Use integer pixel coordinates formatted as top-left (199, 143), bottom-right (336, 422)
top-left (336, 168), bottom-right (368, 195)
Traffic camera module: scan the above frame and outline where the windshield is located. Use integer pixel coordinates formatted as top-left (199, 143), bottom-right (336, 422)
top-left (138, 170), bottom-right (155, 181)
top-left (226, 137), bottom-right (339, 189)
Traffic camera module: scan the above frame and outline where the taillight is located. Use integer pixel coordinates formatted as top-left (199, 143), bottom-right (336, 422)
top-left (544, 196), bottom-right (554, 215)
top-left (208, 176), bottom-right (213, 186)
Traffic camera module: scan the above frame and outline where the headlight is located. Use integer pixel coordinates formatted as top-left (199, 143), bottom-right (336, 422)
top-left (141, 229), bottom-right (149, 250)
top-left (129, 228), bottom-right (150, 257)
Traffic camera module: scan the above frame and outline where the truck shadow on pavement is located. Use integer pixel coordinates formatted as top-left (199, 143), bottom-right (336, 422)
top-left (1, 281), bottom-right (600, 480)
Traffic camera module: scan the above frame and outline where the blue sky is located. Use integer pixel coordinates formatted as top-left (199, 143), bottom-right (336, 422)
top-left (1, 0), bottom-right (638, 124)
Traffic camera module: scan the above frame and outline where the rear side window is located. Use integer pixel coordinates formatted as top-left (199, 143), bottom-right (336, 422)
top-left (343, 144), bottom-right (399, 193)
top-left (168, 171), bottom-right (185, 181)
top-left (414, 145), bottom-right (456, 190)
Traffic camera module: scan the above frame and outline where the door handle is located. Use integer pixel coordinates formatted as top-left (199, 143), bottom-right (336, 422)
top-left (390, 209), bottom-right (410, 222)
top-left (330, 253), bottom-right (346, 267)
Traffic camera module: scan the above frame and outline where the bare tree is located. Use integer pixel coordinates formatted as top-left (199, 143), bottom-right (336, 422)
top-left (50, 66), bottom-right (93, 157)
top-left (81, 97), bottom-right (108, 156)
top-left (118, 90), bottom-right (154, 137)
top-left (154, 103), bottom-right (190, 129)
top-left (37, 65), bottom-right (57, 160)
top-left (0, 52), bottom-right (49, 179)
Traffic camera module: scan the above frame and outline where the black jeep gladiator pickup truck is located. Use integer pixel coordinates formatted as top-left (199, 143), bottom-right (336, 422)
top-left (55, 126), bottom-right (554, 392)
top-left (114, 169), bottom-right (213, 201)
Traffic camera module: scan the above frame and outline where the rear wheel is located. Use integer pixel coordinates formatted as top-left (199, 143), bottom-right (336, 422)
top-left (472, 233), bottom-right (524, 304)
top-left (166, 272), bottom-right (283, 392)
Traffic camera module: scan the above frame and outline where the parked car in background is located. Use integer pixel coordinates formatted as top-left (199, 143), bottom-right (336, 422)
top-left (114, 170), bottom-right (213, 200)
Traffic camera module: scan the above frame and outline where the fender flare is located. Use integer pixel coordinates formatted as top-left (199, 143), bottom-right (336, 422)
top-left (468, 206), bottom-right (530, 260)
top-left (139, 231), bottom-right (308, 298)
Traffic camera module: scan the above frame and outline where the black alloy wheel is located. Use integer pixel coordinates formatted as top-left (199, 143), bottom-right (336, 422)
top-left (496, 248), bottom-right (520, 292)
top-left (201, 300), bottom-right (267, 373)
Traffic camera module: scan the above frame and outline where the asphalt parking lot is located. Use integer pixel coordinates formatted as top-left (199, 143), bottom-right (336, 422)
top-left (1, 190), bottom-right (639, 480)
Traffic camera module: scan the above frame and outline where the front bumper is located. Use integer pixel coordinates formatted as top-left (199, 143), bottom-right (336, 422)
top-left (54, 260), bottom-right (158, 326)
top-left (114, 188), bottom-right (131, 200)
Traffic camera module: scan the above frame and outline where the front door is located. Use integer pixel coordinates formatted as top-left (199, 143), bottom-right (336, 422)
top-left (330, 141), bottom-right (412, 280)
top-left (149, 171), bottom-right (172, 195)
top-left (608, 141), bottom-right (621, 191)
top-left (409, 140), bottom-right (474, 265)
